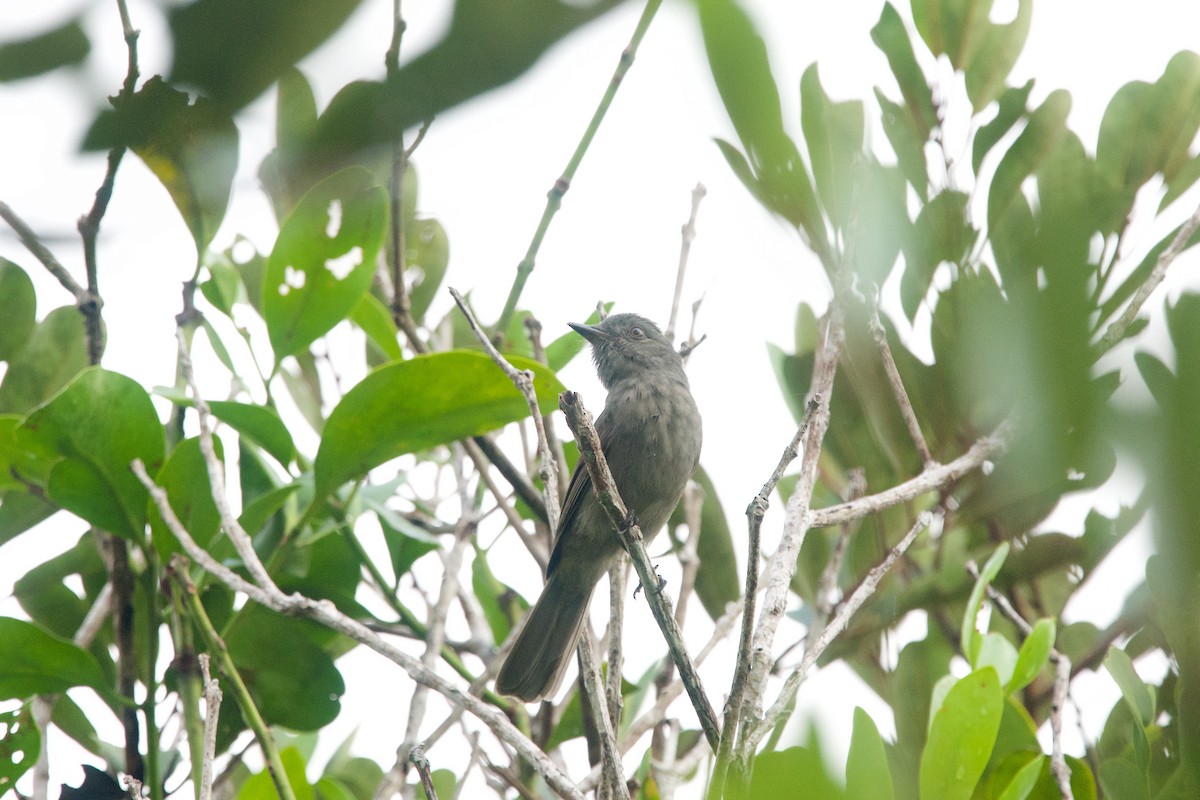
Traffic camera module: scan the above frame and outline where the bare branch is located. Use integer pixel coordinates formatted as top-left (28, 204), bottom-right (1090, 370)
top-left (869, 295), bottom-right (932, 465)
top-left (666, 183), bottom-right (707, 343)
top-left (1097, 199), bottom-right (1200, 355)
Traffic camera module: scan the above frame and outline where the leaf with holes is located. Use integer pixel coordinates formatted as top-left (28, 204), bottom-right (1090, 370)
top-left (263, 166), bottom-right (387, 364)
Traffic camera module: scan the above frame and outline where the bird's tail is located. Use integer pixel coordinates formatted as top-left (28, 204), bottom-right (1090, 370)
top-left (496, 572), bottom-right (593, 702)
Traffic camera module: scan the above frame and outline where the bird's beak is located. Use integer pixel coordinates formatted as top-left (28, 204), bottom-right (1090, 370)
top-left (568, 322), bottom-right (611, 344)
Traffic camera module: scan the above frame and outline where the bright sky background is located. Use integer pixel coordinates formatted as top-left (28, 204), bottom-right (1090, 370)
top-left (4, 0), bottom-right (1200, 794)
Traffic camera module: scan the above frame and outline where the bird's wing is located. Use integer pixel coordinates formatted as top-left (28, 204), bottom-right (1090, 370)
top-left (546, 406), bottom-right (617, 577)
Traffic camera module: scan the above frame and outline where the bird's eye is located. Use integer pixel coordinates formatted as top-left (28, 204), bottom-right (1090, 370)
top-left (630, 326), bottom-right (644, 338)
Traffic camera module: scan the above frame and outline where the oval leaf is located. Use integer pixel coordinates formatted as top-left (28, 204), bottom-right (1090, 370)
top-left (1007, 618), bottom-right (1055, 695)
top-left (264, 166), bottom-right (387, 363)
top-left (313, 351), bottom-right (564, 502)
top-left (19, 368), bottom-right (164, 539)
top-left (920, 666), bottom-right (1004, 800)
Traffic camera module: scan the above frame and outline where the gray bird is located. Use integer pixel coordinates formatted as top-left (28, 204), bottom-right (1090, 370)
top-left (496, 313), bottom-right (703, 702)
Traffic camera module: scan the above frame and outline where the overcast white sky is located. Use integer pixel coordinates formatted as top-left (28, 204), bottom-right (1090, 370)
top-left (4, 0), bottom-right (1200, 794)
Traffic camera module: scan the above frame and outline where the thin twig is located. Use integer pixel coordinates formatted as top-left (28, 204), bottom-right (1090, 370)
top-left (869, 295), bottom-right (932, 465)
top-left (559, 391), bottom-right (721, 751)
top-left (1096, 199), bottom-right (1200, 355)
top-left (495, 0), bottom-right (665, 335)
top-left (578, 627), bottom-right (631, 800)
top-left (525, 316), bottom-right (571, 498)
top-left (0, 201), bottom-right (87, 299)
top-left (409, 745), bottom-right (438, 800)
top-left (807, 420), bottom-right (1012, 529)
top-left (198, 654), bottom-right (221, 800)
top-left (813, 468), bottom-right (865, 636)
top-left (666, 183), bottom-right (706, 343)
top-left (451, 287), bottom-right (561, 533)
top-left (607, 555), bottom-right (628, 739)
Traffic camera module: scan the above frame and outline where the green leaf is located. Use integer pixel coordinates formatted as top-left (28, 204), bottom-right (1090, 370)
top-left (0, 19), bottom-right (89, 82)
top-left (972, 80), bottom-right (1034, 175)
top-left (1104, 646), bottom-right (1154, 726)
top-left (0, 259), bottom-right (36, 362)
top-left (875, 89), bottom-right (929, 200)
top-left (1097, 52), bottom-right (1200, 209)
top-left (19, 368), bottom-right (164, 539)
top-left (87, 76), bottom-right (238, 253)
top-left (226, 609), bottom-right (344, 732)
top-left (263, 166), bottom-right (387, 363)
top-left (0, 306), bottom-right (89, 415)
top-left (351, 292), bottom-right (403, 362)
top-left (751, 745), bottom-right (843, 800)
top-left (406, 218), bottom-right (450, 325)
top-left (801, 63), bottom-right (865, 230)
top-left (987, 90), bottom-right (1070, 233)
top-left (995, 754), bottom-right (1044, 800)
top-left (920, 667), bottom-right (1004, 800)
top-left (0, 617), bottom-right (109, 698)
top-left (901, 190), bottom-right (975, 320)
top-left (148, 437), bottom-right (223, 560)
top-left (373, 505), bottom-right (439, 584)
top-left (961, 542), bottom-right (1009, 664)
top-left (158, 391), bottom-right (297, 468)
top-left (313, 351), bottom-right (564, 503)
top-left (975, 632), bottom-right (1018, 687)
top-left (699, 0), bottom-right (825, 251)
top-left (471, 545), bottom-right (528, 647)
top-left (200, 253), bottom-right (243, 316)
top-left (871, 3), bottom-right (937, 139)
top-left (239, 745), bottom-right (314, 800)
top-left (1007, 618), bottom-right (1055, 695)
top-left (169, 0), bottom-right (364, 112)
top-left (963, 0), bottom-right (1032, 111)
top-left (0, 703), bottom-right (39, 789)
top-left (691, 467), bottom-right (739, 619)
top-left (846, 707), bottom-right (894, 800)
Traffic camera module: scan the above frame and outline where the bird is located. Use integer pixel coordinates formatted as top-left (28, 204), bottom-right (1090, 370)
top-left (496, 313), bottom-right (703, 702)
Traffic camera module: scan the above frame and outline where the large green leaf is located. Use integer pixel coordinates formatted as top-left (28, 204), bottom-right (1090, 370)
top-left (313, 351), bottom-right (564, 502)
top-left (18, 368), bottom-right (164, 539)
top-left (169, 0), bottom-right (363, 112)
top-left (0, 306), bottom-right (89, 415)
top-left (85, 76), bottom-right (238, 253)
top-left (0, 617), bottom-right (109, 699)
top-left (263, 166), bottom-right (387, 363)
top-left (919, 667), bottom-right (1004, 800)
top-left (699, 0), bottom-right (826, 253)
